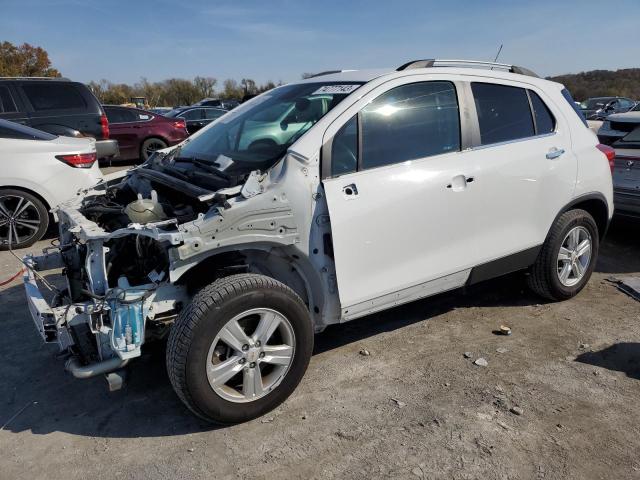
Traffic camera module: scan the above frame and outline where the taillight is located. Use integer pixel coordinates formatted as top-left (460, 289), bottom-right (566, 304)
top-left (56, 152), bottom-right (97, 168)
top-left (100, 114), bottom-right (110, 139)
top-left (172, 119), bottom-right (186, 130)
top-left (596, 144), bottom-right (616, 174)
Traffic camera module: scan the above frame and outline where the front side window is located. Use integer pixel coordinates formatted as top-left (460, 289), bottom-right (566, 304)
top-left (360, 81), bottom-right (460, 170)
top-left (472, 83), bottom-right (534, 145)
top-left (528, 90), bottom-right (556, 135)
top-left (204, 108), bottom-right (225, 120)
top-left (180, 109), bottom-right (204, 120)
top-left (22, 83), bottom-right (86, 111)
top-left (331, 115), bottom-right (358, 176)
top-left (0, 86), bottom-right (17, 113)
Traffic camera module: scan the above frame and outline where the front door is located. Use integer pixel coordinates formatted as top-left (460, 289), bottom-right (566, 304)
top-left (322, 80), bottom-right (481, 318)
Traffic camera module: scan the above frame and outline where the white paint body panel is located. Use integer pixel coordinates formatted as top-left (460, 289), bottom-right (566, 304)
top-left (0, 135), bottom-right (103, 213)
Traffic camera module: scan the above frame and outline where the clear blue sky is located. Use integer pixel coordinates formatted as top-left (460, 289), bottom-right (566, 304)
top-left (1, 0), bottom-right (639, 85)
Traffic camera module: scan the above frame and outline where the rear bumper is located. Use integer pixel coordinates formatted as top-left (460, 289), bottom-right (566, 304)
top-left (614, 188), bottom-right (640, 217)
top-left (95, 139), bottom-right (119, 159)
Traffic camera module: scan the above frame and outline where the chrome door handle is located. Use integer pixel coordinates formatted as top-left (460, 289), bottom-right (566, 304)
top-left (546, 148), bottom-right (565, 159)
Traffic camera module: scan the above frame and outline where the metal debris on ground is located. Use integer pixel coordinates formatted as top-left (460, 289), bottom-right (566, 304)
top-left (390, 398), bottom-right (406, 408)
top-left (359, 349), bottom-right (370, 356)
top-left (605, 276), bottom-right (640, 302)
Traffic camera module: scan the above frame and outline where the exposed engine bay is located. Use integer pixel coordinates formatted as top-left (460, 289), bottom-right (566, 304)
top-left (22, 149), bottom-right (330, 389)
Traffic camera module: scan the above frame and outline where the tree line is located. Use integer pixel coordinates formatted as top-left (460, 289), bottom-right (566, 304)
top-left (87, 77), bottom-right (280, 107)
top-left (548, 68), bottom-right (640, 101)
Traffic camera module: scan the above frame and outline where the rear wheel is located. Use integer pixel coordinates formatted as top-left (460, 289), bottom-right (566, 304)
top-left (0, 189), bottom-right (49, 250)
top-left (167, 274), bottom-right (313, 424)
top-left (141, 138), bottom-right (168, 161)
top-left (528, 209), bottom-right (599, 300)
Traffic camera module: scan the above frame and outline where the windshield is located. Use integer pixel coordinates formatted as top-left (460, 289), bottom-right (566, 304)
top-left (174, 82), bottom-right (363, 168)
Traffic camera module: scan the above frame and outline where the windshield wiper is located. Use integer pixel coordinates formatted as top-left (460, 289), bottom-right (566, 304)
top-left (172, 157), bottom-right (231, 180)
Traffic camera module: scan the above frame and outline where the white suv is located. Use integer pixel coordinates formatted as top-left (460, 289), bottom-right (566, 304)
top-left (24, 59), bottom-right (614, 424)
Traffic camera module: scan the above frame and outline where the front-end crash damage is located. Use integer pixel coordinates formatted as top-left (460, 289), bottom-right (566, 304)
top-left (23, 151), bottom-right (335, 389)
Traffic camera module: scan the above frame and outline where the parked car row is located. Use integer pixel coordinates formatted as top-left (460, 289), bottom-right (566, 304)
top-left (596, 103), bottom-right (640, 218)
top-left (579, 96), bottom-right (637, 120)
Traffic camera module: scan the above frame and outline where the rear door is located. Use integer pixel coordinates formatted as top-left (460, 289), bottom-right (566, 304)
top-left (462, 80), bottom-right (576, 265)
top-left (104, 107), bottom-right (140, 159)
top-left (322, 77), bottom-right (482, 318)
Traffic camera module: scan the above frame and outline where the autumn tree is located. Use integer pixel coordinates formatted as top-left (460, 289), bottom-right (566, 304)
top-left (193, 76), bottom-right (217, 99)
top-left (0, 41), bottom-right (60, 77)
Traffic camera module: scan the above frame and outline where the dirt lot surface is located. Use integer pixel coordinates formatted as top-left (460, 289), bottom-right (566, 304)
top-left (1, 198), bottom-right (639, 479)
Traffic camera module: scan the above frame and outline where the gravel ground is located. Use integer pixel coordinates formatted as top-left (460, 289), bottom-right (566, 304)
top-left (1, 194), bottom-right (639, 479)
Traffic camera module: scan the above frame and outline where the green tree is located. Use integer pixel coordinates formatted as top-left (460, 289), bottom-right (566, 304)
top-left (0, 41), bottom-right (61, 77)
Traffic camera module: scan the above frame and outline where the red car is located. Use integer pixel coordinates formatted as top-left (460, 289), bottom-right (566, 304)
top-left (103, 105), bottom-right (188, 161)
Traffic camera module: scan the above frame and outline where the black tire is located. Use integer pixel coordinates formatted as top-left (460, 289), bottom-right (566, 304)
top-left (0, 188), bottom-right (49, 250)
top-left (167, 273), bottom-right (313, 424)
top-left (528, 209), bottom-right (599, 300)
top-left (140, 137), bottom-right (168, 161)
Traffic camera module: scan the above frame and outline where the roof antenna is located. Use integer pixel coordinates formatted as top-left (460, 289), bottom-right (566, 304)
top-left (493, 43), bottom-right (504, 63)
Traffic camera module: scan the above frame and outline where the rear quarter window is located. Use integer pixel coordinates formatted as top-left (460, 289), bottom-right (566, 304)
top-left (471, 83), bottom-right (535, 145)
top-left (21, 83), bottom-right (87, 111)
top-left (528, 90), bottom-right (556, 134)
top-left (561, 88), bottom-right (588, 127)
top-left (0, 86), bottom-right (17, 113)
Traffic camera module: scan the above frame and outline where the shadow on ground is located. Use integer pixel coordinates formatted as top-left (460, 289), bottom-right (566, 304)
top-left (576, 343), bottom-right (640, 380)
top-left (596, 216), bottom-right (640, 275)
top-left (0, 271), bottom-right (538, 439)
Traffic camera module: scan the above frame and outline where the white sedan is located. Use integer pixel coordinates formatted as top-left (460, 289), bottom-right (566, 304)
top-left (0, 119), bottom-right (103, 249)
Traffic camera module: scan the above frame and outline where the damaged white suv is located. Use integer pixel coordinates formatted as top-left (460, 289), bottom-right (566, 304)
top-left (23, 60), bottom-right (614, 424)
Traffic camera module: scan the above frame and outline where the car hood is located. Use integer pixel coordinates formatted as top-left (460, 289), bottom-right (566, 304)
top-left (606, 112), bottom-right (640, 123)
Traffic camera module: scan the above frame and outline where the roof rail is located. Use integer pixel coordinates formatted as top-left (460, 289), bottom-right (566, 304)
top-left (0, 76), bottom-right (70, 81)
top-left (396, 59), bottom-right (539, 78)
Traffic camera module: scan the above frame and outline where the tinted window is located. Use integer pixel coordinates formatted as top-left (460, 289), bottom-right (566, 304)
top-left (0, 87), bottom-right (17, 113)
top-left (22, 83), bottom-right (86, 111)
top-left (561, 89), bottom-right (588, 127)
top-left (180, 109), bottom-right (203, 120)
top-left (331, 115), bottom-right (358, 176)
top-left (528, 90), bottom-right (556, 134)
top-left (360, 81), bottom-right (460, 170)
top-left (472, 83), bottom-right (534, 145)
top-left (618, 99), bottom-right (634, 109)
top-left (204, 109), bottom-right (225, 120)
top-left (104, 107), bottom-right (137, 123)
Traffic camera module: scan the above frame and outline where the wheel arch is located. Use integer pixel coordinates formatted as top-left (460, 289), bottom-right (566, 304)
top-left (0, 184), bottom-right (53, 214)
top-left (172, 244), bottom-right (325, 326)
top-left (556, 193), bottom-right (610, 240)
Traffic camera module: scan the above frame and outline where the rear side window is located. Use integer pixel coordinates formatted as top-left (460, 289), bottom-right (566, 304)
top-left (561, 88), bottom-right (588, 127)
top-left (472, 83), bottom-right (534, 145)
top-left (360, 81), bottom-right (460, 169)
top-left (528, 90), bottom-right (556, 134)
top-left (22, 83), bottom-right (86, 111)
top-left (0, 86), bottom-right (17, 113)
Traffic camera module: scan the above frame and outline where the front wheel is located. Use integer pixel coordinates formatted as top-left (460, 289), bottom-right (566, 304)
top-left (166, 274), bottom-right (313, 424)
top-left (528, 209), bottom-right (599, 300)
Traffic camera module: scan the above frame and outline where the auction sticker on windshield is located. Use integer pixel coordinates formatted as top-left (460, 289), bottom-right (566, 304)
top-left (312, 85), bottom-right (360, 95)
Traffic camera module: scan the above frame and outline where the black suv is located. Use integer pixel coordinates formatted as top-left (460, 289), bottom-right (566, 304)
top-left (193, 97), bottom-right (240, 109)
top-left (0, 77), bottom-right (118, 158)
